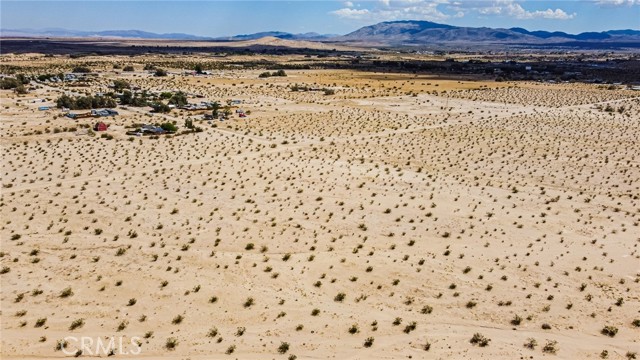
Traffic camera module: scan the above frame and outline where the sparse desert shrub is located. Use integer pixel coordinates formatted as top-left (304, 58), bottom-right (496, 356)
top-left (55, 339), bottom-right (68, 351)
top-left (207, 327), bottom-right (218, 337)
top-left (511, 315), bottom-right (523, 326)
top-left (165, 337), bottom-right (178, 350)
top-left (542, 340), bottom-right (558, 354)
top-left (466, 301), bottom-right (477, 309)
top-left (69, 318), bottom-right (84, 331)
top-left (524, 338), bottom-right (537, 349)
top-left (470, 333), bottom-right (490, 347)
top-left (278, 342), bottom-right (290, 354)
top-left (364, 337), bottom-right (374, 348)
top-left (60, 287), bottom-right (73, 298)
top-left (117, 320), bottom-right (128, 331)
top-left (244, 297), bottom-right (255, 308)
top-left (35, 317), bottom-right (47, 328)
top-left (601, 326), bottom-right (618, 337)
top-left (403, 321), bottom-right (417, 333)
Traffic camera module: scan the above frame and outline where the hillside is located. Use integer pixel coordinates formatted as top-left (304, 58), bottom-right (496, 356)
top-left (336, 20), bottom-right (640, 46)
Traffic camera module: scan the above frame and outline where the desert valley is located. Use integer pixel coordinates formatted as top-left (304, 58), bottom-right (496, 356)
top-left (1, 38), bottom-right (639, 360)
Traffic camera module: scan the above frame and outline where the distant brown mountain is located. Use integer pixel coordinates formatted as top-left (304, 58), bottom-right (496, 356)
top-left (334, 20), bottom-right (640, 46)
top-left (3, 23), bottom-right (639, 49)
top-left (0, 28), bottom-right (336, 41)
top-left (0, 28), bottom-right (213, 40)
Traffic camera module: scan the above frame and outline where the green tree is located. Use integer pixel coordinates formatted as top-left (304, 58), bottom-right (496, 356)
top-left (56, 94), bottom-right (75, 109)
top-left (210, 102), bottom-right (221, 117)
top-left (0, 78), bottom-right (21, 89)
top-left (16, 74), bottom-right (30, 84)
top-left (160, 122), bottom-right (178, 132)
top-left (222, 106), bottom-right (232, 118)
top-left (151, 102), bottom-right (171, 113)
top-left (120, 90), bottom-right (133, 105)
top-left (14, 85), bottom-right (28, 94)
top-left (168, 92), bottom-right (188, 107)
top-left (75, 96), bottom-right (94, 109)
top-left (113, 79), bottom-right (130, 92)
top-left (72, 66), bottom-right (91, 73)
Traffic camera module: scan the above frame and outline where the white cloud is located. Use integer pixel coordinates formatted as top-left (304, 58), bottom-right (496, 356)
top-left (331, 0), bottom-right (452, 22)
top-left (503, 2), bottom-right (576, 19)
top-left (457, 0), bottom-right (576, 20)
top-left (330, 0), bottom-right (576, 22)
top-left (331, 7), bottom-right (371, 20)
top-left (343, 1), bottom-right (354, 8)
top-left (595, 0), bottom-right (639, 6)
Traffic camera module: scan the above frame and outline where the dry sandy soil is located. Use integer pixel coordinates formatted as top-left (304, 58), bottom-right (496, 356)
top-left (1, 54), bottom-right (639, 359)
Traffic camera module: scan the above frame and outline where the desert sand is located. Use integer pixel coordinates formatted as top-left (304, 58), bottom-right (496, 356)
top-left (1, 53), bottom-right (639, 359)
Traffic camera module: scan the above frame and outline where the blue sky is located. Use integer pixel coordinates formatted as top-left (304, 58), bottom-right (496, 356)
top-left (1, 1), bottom-right (638, 36)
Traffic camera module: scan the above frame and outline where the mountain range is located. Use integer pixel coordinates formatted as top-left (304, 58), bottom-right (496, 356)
top-left (0, 28), bottom-right (213, 40)
top-left (0, 28), bottom-right (336, 41)
top-left (2, 22), bottom-right (639, 46)
top-left (335, 20), bottom-right (640, 45)
top-left (214, 31), bottom-right (337, 41)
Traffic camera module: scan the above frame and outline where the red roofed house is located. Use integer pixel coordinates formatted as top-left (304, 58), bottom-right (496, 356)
top-left (94, 122), bottom-right (109, 131)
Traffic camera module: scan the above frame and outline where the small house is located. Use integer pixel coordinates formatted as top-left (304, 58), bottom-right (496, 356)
top-left (141, 124), bottom-right (167, 134)
top-left (94, 122), bottom-right (109, 131)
